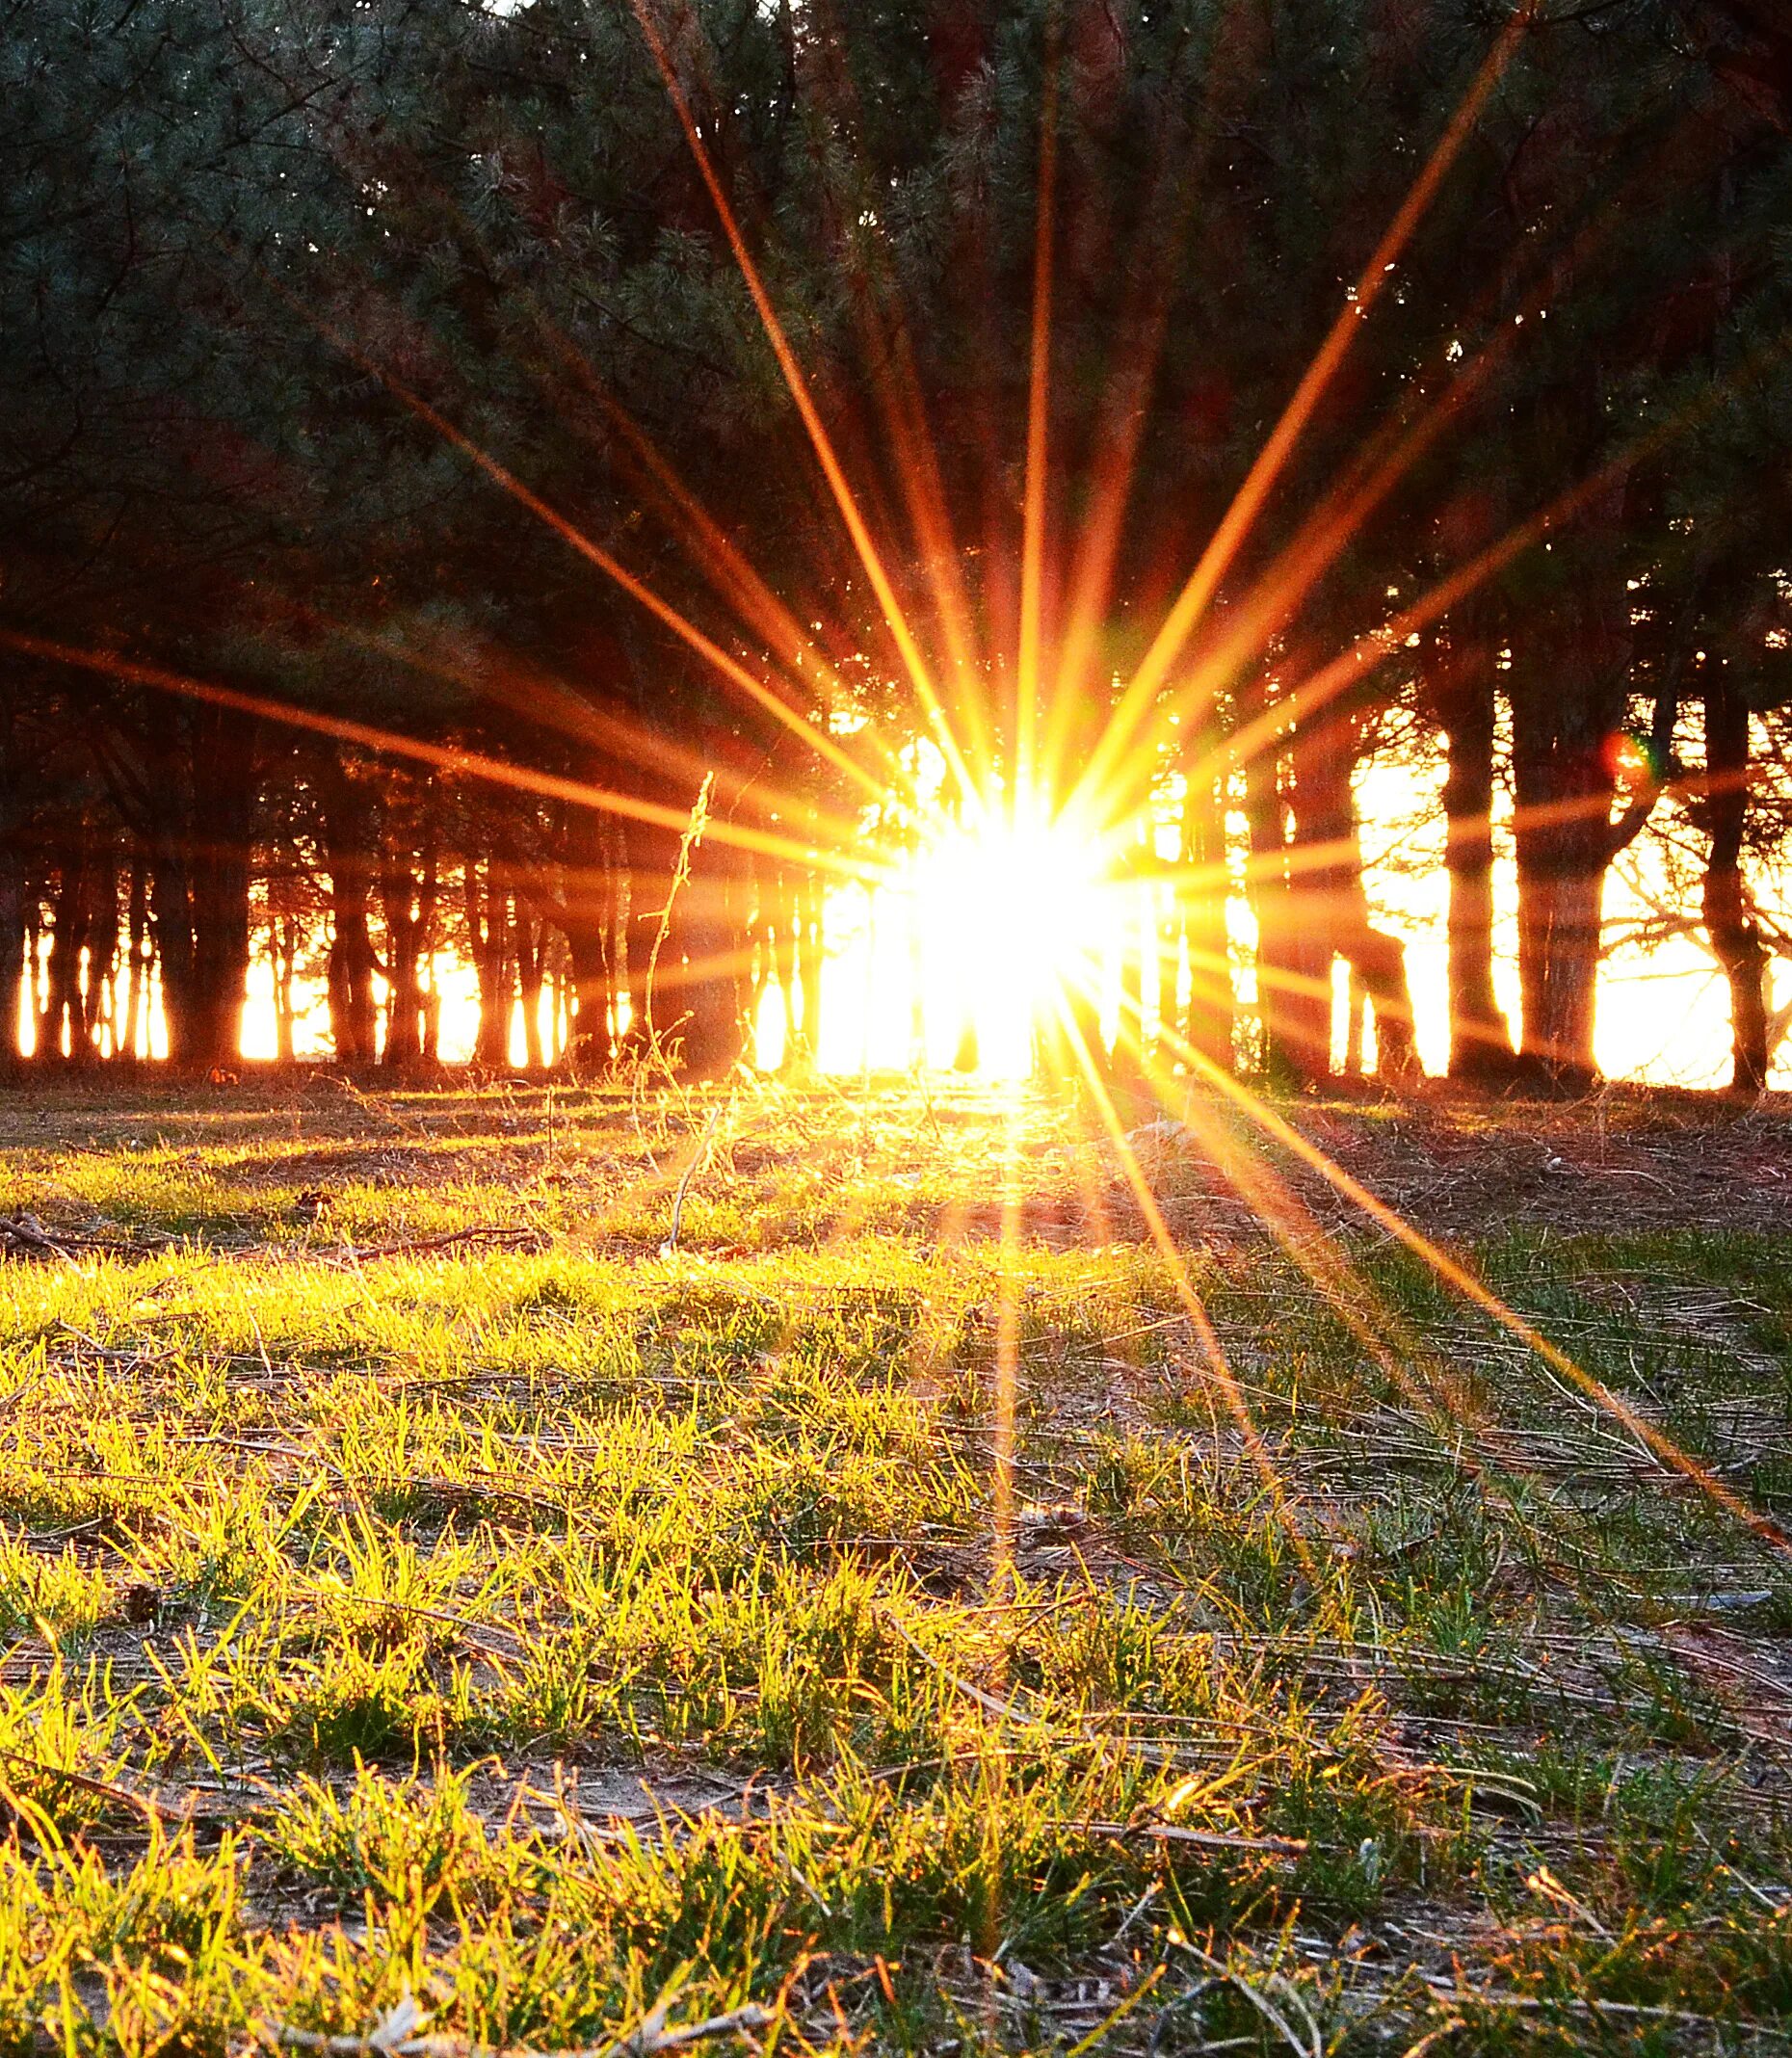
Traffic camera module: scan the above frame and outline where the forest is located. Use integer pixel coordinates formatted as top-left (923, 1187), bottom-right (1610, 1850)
top-left (9, 9), bottom-right (1792, 2052)
top-left (5, 0), bottom-right (1791, 1094)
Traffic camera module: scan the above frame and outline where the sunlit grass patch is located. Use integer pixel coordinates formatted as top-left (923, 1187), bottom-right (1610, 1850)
top-left (0, 1082), bottom-right (1787, 2050)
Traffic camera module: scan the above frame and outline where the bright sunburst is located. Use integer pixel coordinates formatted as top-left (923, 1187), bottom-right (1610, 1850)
top-left (902, 791), bottom-right (1117, 1079)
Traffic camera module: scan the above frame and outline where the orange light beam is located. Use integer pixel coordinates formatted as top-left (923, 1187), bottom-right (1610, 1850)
top-left (1055, 993), bottom-right (1317, 1570)
top-left (992, 1087), bottom-right (1025, 1598)
top-left (1110, 98), bottom-right (1726, 815)
top-left (1079, 7), bottom-right (1534, 809)
top-left (1164, 1029), bottom-right (1792, 1559)
top-left (777, 6), bottom-right (992, 765)
top-left (1115, 1034), bottom-right (1668, 1619)
top-left (299, 609), bottom-right (871, 856)
top-left (1016, 12), bottom-right (1062, 804)
top-left (629, 1), bottom-right (976, 805)
top-left (243, 251), bottom-right (889, 812)
top-left (535, 323), bottom-right (928, 796)
top-left (1211, 317), bottom-right (1792, 789)
top-left (1078, 310), bottom-right (1523, 831)
top-left (0, 630), bottom-right (886, 886)
top-left (345, 357), bottom-right (887, 810)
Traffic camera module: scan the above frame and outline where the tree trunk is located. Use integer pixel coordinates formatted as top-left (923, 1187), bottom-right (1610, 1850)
top-left (188, 712), bottom-right (256, 1071)
top-left (150, 842), bottom-right (198, 1068)
top-left (273, 913), bottom-right (298, 1065)
top-left (1433, 616), bottom-right (1515, 1080)
top-left (560, 807), bottom-right (619, 1068)
top-left (516, 905), bottom-right (546, 1069)
top-left (321, 765), bottom-right (381, 1067)
top-left (41, 843), bottom-right (94, 1065)
top-left (1290, 713), bottom-right (1419, 1083)
top-left (0, 842), bottom-right (23, 1073)
top-left (464, 860), bottom-right (514, 1068)
top-left (121, 857), bottom-right (149, 1063)
top-left (380, 835), bottom-right (435, 1071)
top-left (1511, 660), bottom-right (1623, 1094)
top-left (1243, 717), bottom-right (1330, 1083)
top-left (1702, 679), bottom-right (1770, 1094)
top-left (1179, 735), bottom-right (1234, 1073)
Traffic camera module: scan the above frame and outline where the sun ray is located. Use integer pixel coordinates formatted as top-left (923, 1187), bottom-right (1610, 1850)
top-left (0, 630), bottom-right (891, 887)
top-left (991, 1084), bottom-right (1026, 1600)
top-left (777, 5), bottom-right (995, 772)
top-left (1051, 990), bottom-right (1317, 1574)
top-left (1111, 1029), bottom-right (1691, 1626)
top-left (297, 608), bottom-right (875, 859)
top-left (1157, 1024), bottom-right (1792, 1558)
top-left (1075, 6), bottom-right (1538, 817)
top-left (1077, 94), bottom-right (1729, 833)
top-left (315, 340), bottom-right (890, 811)
top-left (1015, 12), bottom-right (1062, 806)
top-left (628, 0), bottom-right (977, 806)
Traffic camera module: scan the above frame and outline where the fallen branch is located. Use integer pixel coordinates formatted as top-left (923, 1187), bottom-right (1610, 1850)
top-left (0, 1213), bottom-right (77, 1264)
top-left (0, 1745), bottom-right (159, 1823)
top-left (1090, 1820), bottom-right (1308, 1859)
top-left (335, 1227), bottom-right (548, 1263)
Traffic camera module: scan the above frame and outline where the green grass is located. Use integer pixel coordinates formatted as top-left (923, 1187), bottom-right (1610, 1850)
top-left (0, 1076), bottom-right (1789, 2053)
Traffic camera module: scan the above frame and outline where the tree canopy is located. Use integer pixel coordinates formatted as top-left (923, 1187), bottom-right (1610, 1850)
top-left (3, 0), bottom-right (1791, 1087)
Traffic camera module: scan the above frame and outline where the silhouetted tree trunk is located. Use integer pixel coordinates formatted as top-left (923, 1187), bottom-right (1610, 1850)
top-left (1243, 711), bottom-right (1330, 1082)
top-left (40, 845), bottom-right (92, 1064)
top-left (1510, 468), bottom-right (1634, 1094)
top-left (320, 763), bottom-right (381, 1066)
top-left (380, 805), bottom-right (437, 1070)
top-left (464, 859), bottom-right (514, 1067)
top-left (559, 806), bottom-right (620, 1068)
top-left (1179, 736), bottom-right (1234, 1073)
top-left (86, 844), bottom-right (119, 1057)
top-left (120, 856), bottom-right (149, 1062)
top-left (1431, 611), bottom-right (1515, 1080)
top-left (515, 903), bottom-right (546, 1069)
top-left (1703, 678), bottom-right (1770, 1093)
top-left (0, 842), bottom-right (22, 1073)
top-left (1292, 714), bottom-right (1419, 1083)
top-left (272, 912), bottom-right (299, 1065)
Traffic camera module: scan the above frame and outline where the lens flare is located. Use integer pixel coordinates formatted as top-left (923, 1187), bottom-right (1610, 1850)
top-left (902, 796), bottom-right (1115, 1078)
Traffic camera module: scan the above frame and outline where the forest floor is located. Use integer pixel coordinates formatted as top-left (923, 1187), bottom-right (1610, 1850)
top-left (1, 1071), bottom-right (1790, 2054)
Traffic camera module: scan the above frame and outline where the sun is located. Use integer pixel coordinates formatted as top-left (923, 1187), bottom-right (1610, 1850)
top-left (902, 793), bottom-right (1117, 1077)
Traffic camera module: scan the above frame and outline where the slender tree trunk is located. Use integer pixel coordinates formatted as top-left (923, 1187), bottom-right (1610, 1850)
top-left (1511, 673), bottom-right (1621, 1094)
top-left (379, 827), bottom-right (433, 1071)
top-left (273, 913), bottom-right (298, 1065)
top-left (86, 841), bottom-right (119, 1058)
top-left (516, 906), bottom-right (546, 1069)
top-left (41, 845), bottom-right (94, 1065)
top-left (1291, 714), bottom-right (1419, 1083)
top-left (121, 858), bottom-right (148, 1063)
top-left (322, 766), bottom-right (380, 1067)
top-left (150, 842), bottom-right (197, 1068)
top-left (1509, 468), bottom-right (1631, 1094)
top-left (1179, 736), bottom-right (1234, 1073)
top-left (0, 843), bottom-right (23, 1073)
top-left (465, 862), bottom-right (514, 1068)
top-left (1703, 680), bottom-right (1770, 1094)
top-left (561, 807), bottom-right (619, 1068)
top-left (1433, 617), bottom-right (1515, 1079)
top-left (1243, 723), bottom-right (1330, 1082)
